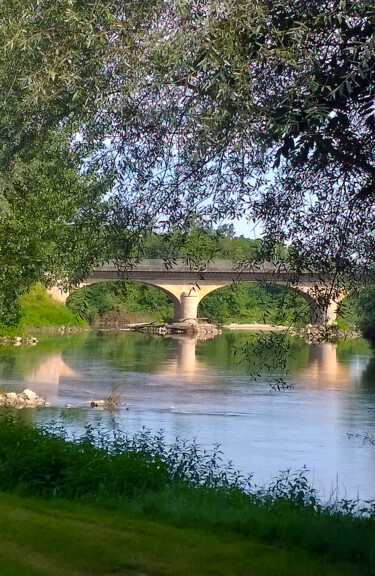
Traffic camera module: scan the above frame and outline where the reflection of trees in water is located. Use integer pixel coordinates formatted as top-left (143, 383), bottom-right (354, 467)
top-left (67, 332), bottom-right (174, 373)
top-left (0, 333), bottom-right (89, 380)
top-left (336, 339), bottom-right (372, 364)
top-left (0, 332), bottom-right (373, 399)
top-left (196, 332), bottom-right (309, 375)
top-left (195, 333), bottom-right (371, 389)
top-left (356, 356), bottom-right (375, 392)
top-left (0, 352), bottom-right (17, 380)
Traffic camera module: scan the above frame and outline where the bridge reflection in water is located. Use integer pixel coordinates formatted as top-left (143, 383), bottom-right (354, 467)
top-left (26, 354), bottom-right (77, 402)
top-left (20, 337), bottom-right (358, 403)
top-left (161, 337), bottom-right (352, 386)
top-left (159, 335), bottom-right (212, 380)
top-left (294, 343), bottom-right (350, 387)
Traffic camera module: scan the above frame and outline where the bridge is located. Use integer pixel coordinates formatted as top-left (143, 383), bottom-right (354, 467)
top-left (49, 259), bottom-right (344, 325)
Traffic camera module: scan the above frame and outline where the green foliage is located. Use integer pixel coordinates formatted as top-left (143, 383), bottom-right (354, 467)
top-left (67, 281), bottom-right (174, 324)
top-left (200, 283), bottom-right (309, 325)
top-left (1, 0), bottom-right (374, 293)
top-left (336, 294), bottom-right (360, 330)
top-left (354, 286), bottom-right (375, 343)
top-left (142, 227), bottom-right (279, 263)
top-left (0, 284), bottom-right (85, 335)
top-left (0, 130), bottom-right (108, 324)
top-left (0, 415), bottom-right (168, 499)
top-left (3, 0), bottom-right (371, 325)
top-left (18, 284), bottom-right (86, 328)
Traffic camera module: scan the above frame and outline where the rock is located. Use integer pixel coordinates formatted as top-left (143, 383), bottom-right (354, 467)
top-left (4, 392), bottom-right (17, 402)
top-left (0, 388), bottom-right (45, 407)
top-left (291, 324), bottom-right (361, 344)
top-left (91, 394), bottom-right (120, 409)
top-left (20, 389), bottom-right (38, 400)
top-left (91, 400), bottom-right (106, 407)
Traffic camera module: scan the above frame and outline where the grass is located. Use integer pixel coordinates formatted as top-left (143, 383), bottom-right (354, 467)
top-left (0, 492), bottom-right (365, 576)
top-left (0, 284), bottom-right (86, 336)
top-left (0, 414), bottom-right (373, 575)
top-left (19, 284), bottom-right (86, 328)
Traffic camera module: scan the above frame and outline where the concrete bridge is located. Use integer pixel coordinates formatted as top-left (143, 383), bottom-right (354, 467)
top-left (49, 259), bottom-right (345, 325)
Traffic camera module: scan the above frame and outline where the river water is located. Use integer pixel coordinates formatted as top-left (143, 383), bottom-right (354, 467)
top-left (0, 330), bottom-right (374, 501)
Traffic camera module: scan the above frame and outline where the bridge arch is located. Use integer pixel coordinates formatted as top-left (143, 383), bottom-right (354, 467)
top-left (198, 282), bottom-right (310, 324)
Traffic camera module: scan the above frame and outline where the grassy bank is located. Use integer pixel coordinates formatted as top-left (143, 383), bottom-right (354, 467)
top-left (0, 414), bottom-right (373, 575)
top-left (0, 492), bottom-right (366, 576)
top-left (0, 285), bottom-right (86, 336)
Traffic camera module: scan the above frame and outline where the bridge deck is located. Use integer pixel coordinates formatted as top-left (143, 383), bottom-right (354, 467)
top-left (89, 260), bottom-right (319, 284)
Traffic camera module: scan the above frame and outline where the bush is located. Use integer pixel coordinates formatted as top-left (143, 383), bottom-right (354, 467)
top-left (0, 415), bottom-right (168, 499)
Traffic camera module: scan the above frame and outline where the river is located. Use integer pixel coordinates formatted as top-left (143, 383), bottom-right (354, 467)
top-left (0, 330), bottom-right (374, 501)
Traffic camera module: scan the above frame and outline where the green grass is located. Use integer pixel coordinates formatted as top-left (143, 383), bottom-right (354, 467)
top-left (0, 324), bottom-right (25, 337)
top-left (0, 285), bottom-right (87, 335)
top-left (0, 492), bottom-right (365, 576)
top-left (0, 414), bottom-right (373, 575)
top-left (19, 284), bottom-right (86, 328)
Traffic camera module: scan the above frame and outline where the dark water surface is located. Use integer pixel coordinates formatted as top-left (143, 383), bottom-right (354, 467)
top-left (0, 330), bottom-right (374, 500)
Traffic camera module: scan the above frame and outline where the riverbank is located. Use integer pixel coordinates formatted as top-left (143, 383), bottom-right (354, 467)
top-left (0, 415), bottom-right (372, 576)
top-left (225, 322), bottom-right (289, 331)
top-left (1, 284), bottom-right (361, 344)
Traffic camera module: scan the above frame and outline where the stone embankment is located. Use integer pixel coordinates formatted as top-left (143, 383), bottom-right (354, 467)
top-left (0, 389), bottom-right (46, 408)
top-left (34, 326), bottom-right (88, 334)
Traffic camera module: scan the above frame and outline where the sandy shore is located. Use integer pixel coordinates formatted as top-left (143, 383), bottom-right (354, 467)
top-left (224, 323), bottom-right (288, 331)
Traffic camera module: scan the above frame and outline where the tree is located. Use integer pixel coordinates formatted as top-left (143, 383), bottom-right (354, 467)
top-left (1, 0), bottom-right (375, 292)
top-left (135, 0), bottom-right (375, 274)
top-left (0, 130), bottom-right (107, 324)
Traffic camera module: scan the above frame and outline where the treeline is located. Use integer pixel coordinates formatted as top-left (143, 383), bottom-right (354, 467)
top-left (140, 225), bottom-right (288, 263)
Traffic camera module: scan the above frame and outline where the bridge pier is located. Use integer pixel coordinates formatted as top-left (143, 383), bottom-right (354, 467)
top-left (308, 299), bottom-right (340, 326)
top-left (175, 292), bottom-right (200, 323)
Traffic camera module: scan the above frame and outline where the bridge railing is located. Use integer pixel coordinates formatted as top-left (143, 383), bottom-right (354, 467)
top-left (99, 259), bottom-right (281, 273)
